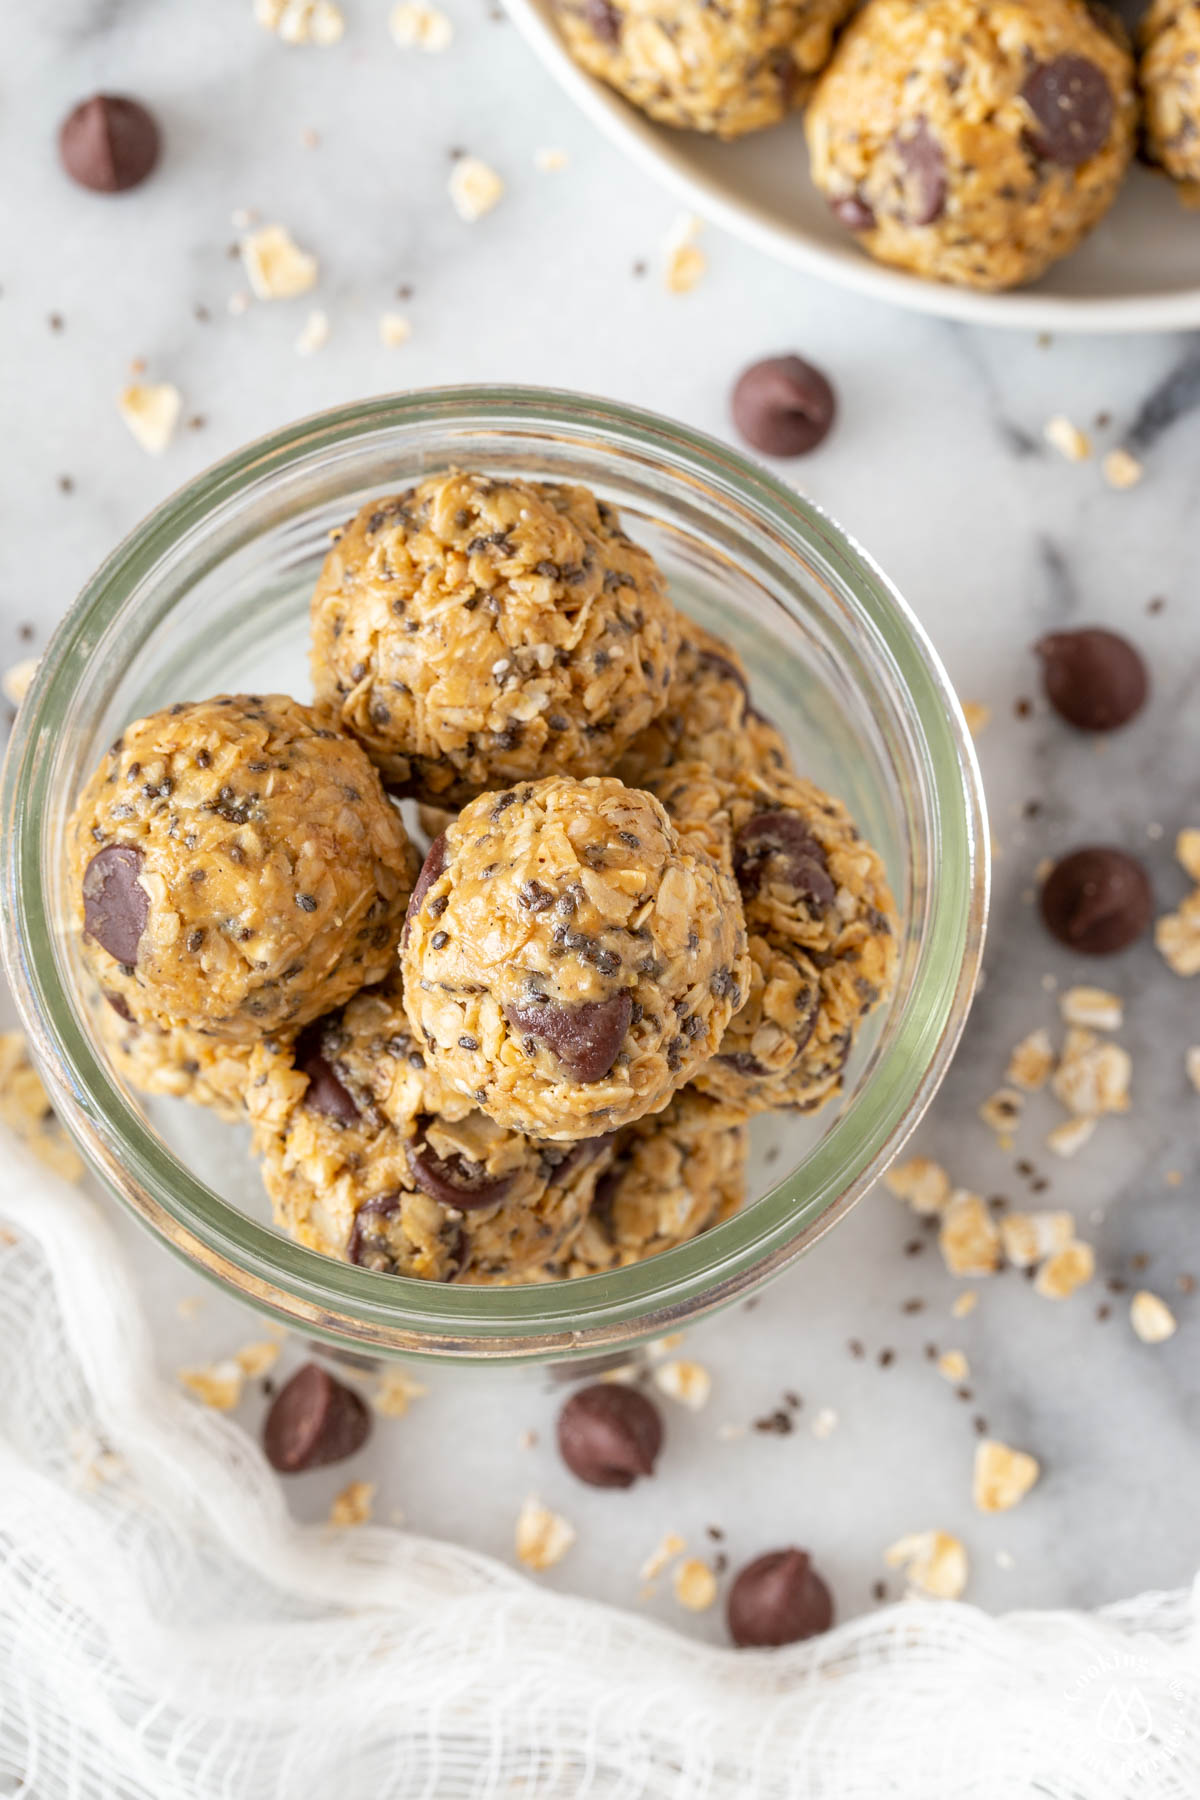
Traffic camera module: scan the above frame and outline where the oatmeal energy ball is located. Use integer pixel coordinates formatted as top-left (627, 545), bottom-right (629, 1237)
top-left (1140, 0), bottom-right (1200, 190)
top-left (402, 776), bottom-right (751, 1140)
top-left (95, 996), bottom-right (266, 1123)
top-left (554, 0), bottom-right (856, 138)
top-left (248, 975), bottom-right (614, 1282)
top-left (649, 761), bottom-right (897, 1116)
top-left (806, 0), bottom-right (1136, 290)
top-left (310, 470), bottom-right (680, 808)
top-left (69, 695), bottom-right (419, 1040)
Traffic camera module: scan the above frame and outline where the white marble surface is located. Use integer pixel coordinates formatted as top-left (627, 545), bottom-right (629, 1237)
top-left (4, 0), bottom-right (1200, 1647)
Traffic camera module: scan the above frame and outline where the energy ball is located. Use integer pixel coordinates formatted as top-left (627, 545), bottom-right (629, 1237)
top-left (649, 763), bottom-right (897, 1116)
top-left (806, 0), bottom-right (1136, 291)
top-left (554, 0), bottom-right (856, 138)
top-left (616, 616), bottom-right (794, 792)
top-left (94, 993), bottom-right (270, 1122)
top-left (310, 470), bottom-right (679, 807)
top-left (248, 975), bottom-right (614, 1282)
top-left (401, 776), bottom-right (751, 1140)
top-left (69, 694), bottom-right (419, 1040)
top-left (1140, 0), bottom-right (1200, 191)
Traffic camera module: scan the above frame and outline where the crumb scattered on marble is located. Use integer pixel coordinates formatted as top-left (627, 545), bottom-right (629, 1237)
top-left (1007, 1029), bottom-right (1055, 1092)
top-left (1000, 1209), bottom-right (1075, 1269)
top-left (178, 1360), bottom-right (244, 1411)
top-left (295, 308), bottom-right (329, 355)
top-left (1052, 1029), bottom-right (1131, 1118)
top-left (662, 213), bottom-right (706, 295)
top-left (2, 656), bottom-right (37, 708)
top-left (119, 382), bottom-right (181, 455)
top-left (389, 1), bottom-right (454, 50)
top-left (379, 313), bottom-right (412, 347)
top-left (1043, 415), bottom-right (1091, 462)
top-left (449, 156), bottom-right (504, 222)
top-left (939, 1191), bottom-right (1001, 1277)
top-left (936, 1350), bottom-right (969, 1383)
top-left (515, 1495), bottom-right (575, 1569)
top-left (534, 146), bottom-right (569, 172)
top-left (673, 1558), bottom-right (718, 1611)
top-left (951, 1291), bottom-right (978, 1320)
top-left (1130, 1290), bottom-right (1177, 1344)
top-left (885, 1156), bottom-right (951, 1216)
top-left (962, 701), bottom-right (991, 738)
top-left (1046, 1116), bottom-right (1097, 1159)
top-left (241, 225), bottom-right (318, 299)
top-left (373, 1369), bottom-right (428, 1417)
top-left (640, 1530), bottom-right (686, 1581)
top-left (0, 1032), bottom-right (84, 1180)
top-left (974, 1439), bottom-right (1039, 1512)
top-left (810, 1406), bottom-right (838, 1439)
top-left (1035, 1240), bottom-right (1095, 1300)
top-left (233, 1341), bottom-right (280, 1378)
top-left (654, 1359), bottom-right (711, 1410)
top-left (979, 1087), bottom-right (1024, 1140)
top-left (329, 1480), bottom-right (375, 1528)
top-left (885, 1529), bottom-right (968, 1600)
top-left (256, 0), bottom-right (345, 45)
top-left (1101, 447), bottom-right (1143, 491)
top-left (1060, 986), bottom-right (1123, 1032)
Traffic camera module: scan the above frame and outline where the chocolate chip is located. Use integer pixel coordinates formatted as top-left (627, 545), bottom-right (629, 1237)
top-left (727, 1548), bottom-right (834, 1648)
top-left (347, 1193), bottom-right (403, 1268)
top-left (82, 845), bottom-right (149, 965)
top-left (102, 989), bottom-right (134, 1023)
top-left (1022, 56), bottom-right (1113, 167)
top-left (893, 118), bottom-right (946, 224)
top-left (262, 1363), bottom-right (370, 1473)
top-left (59, 95), bottom-right (160, 194)
top-left (295, 1021), bottom-right (359, 1123)
top-left (731, 356), bottom-right (836, 458)
top-left (504, 992), bottom-right (632, 1083)
top-left (830, 193), bottom-right (876, 232)
top-left (404, 832), bottom-right (447, 945)
top-left (557, 1383), bottom-right (663, 1488)
top-left (1036, 628), bottom-right (1148, 731)
top-left (406, 1140), bottom-right (516, 1211)
top-left (1041, 846), bottom-right (1153, 954)
top-left (733, 812), bottom-right (835, 908)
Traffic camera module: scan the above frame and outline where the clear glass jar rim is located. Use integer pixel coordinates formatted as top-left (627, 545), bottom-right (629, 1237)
top-left (1, 384), bottom-right (989, 1361)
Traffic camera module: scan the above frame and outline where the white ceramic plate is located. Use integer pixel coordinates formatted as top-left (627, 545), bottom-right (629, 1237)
top-left (506, 0), bottom-right (1200, 333)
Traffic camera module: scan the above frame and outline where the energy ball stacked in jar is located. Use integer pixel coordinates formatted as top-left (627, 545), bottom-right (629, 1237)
top-left (69, 469), bottom-right (898, 1287)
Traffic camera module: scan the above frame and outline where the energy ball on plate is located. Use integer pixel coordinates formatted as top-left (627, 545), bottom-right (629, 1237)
top-left (94, 993), bottom-right (272, 1122)
top-left (554, 0), bottom-right (857, 138)
top-left (248, 975), bottom-right (615, 1283)
top-left (69, 694), bottom-right (419, 1040)
top-left (401, 776), bottom-right (751, 1141)
top-left (649, 763), bottom-right (898, 1116)
top-left (806, 0), bottom-right (1137, 290)
top-left (615, 616), bottom-right (795, 792)
top-left (1140, 0), bottom-right (1200, 191)
top-left (310, 470), bottom-right (679, 807)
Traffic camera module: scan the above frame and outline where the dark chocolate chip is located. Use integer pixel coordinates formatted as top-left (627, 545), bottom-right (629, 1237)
top-left (262, 1362), bottom-right (370, 1473)
top-left (406, 1140), bottom-right (516, 1211)
top-left (102, 989), bottom-right (135, 1023)
top-left (556, 1383), bottom-right (663, 1488)
top-left (295, 1021), bottom-right (359, 1123)
top-left (830, 193), bottom-right (876, 232)
top-left (731, 355), bottom-right (836, 458)
top-left (82, 845), bottom-right (149, 965)
top-left (347, 1192), bottom-right (403, 1267)
top-left (59, 95), bottom-right (160, 193)
top-left (733, 812), bottom-right (835, 908)
top-left (504, 992), bottom-right (632, 1083)
top-left (404, 832), bottom-right (447, 945)
top-left (893, 118), bottom-right (947, 224)
top-left (1036, 628), bottom-right (1148, 731)
top-left (1022, 56), bottom-right (1113, 167)
top-left (1040, 846), bottom-right (1153, 955)
top-left (727, 1548), bottom-right (834, 1648)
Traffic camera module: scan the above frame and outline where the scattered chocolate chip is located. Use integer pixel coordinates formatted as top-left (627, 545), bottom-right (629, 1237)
top-left (727, 1548), bottom-right (834, 1648)
top-left (82, 845), bottom-right (148, 965)
top-left (406, 1140), bottom-right (515, 1211)
top-left (830, 193), bottom-right (876, 232)
top-left (1036, 628), bottom-right (1148, 731)
top-left (262, 1363), bottom-right (370, 1473)
top-left (404, 832), bottom-right (447, 944)
top-left (1022, 56), bottom-right (1113, 167)
top-left (734, 811), bottom-right (835, 908)
top-left (556, 1383), bottom-right (663, 1488)
top-left (59, 94), bottom-right (160, 193)
top-left (295, 1022), bottom-right (359, 1123)
top-left (730, 355), bottom-right (836, 458)
top-left (893, 118), bottom-right (946, 224)
top-left (1040, 846), bottom-right (1153, 954)
top-left (504, 992), bottom-right (632, 1083)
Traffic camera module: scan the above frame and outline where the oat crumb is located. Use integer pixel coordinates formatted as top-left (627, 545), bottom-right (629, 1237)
top-left (295, 308), bottom-right (329, 355)
top-left (1043, 415), bottom-right (1091, 462)
top-left (178, 1360), bottom-right (244, 1412)
top-left (1186, 1048), bottom-right (1200, 1094)
top-left (449, 157), bottom-right (504, 223)
top-left (1034, 1240), bottom-right (1095, 1299)
top-left (1060, 986), bottom-right (1123, 1032)
top-left (810, 1406), bottom-right (838, 1440)
top-left (1130, 1290), bottom-right (1177, 1344)
top-left (233, 1340), bottom-right (280, 1378)
top-left (662, 213), bottom-right (706, 294)
top-left (373, 1369), bottom-right (428, 1417)
top-left (654, 1358), bottom-right (711, 1410)
top-left (640, 1530), bottom-right (686, 1581)
top-left (379, 312), bottom-right (413, 348)
top-left (0, 1033), bottom-right (84, 1181)
top-left (256, 0), bottom-right (345, 44)
top-left (1101, 447), bottom-right (1143, 491)
top-left (885, 1155), bottom-right (952, 1217)
top-left (979, 1086), bottom-right (1024, 1138)
top-left (1000, 1209), bottom-right (1075, 1269)
top-left (939, 1191), bottom-right (1001, 1277)
top-left (937, 1350), bottom-right (970, 1383)
top-left (1007, 1028), bottom-right (1055, 1092)
top-left (1157, 893), bottom-right (1200, 978)
top-left (884, 1529), bottom-right (968, 1600)
top-left (1051, 1029), bottom-right (1131, 1117)
top-left (673, 1558), bottom-right (718, 1611)
top-left (329, 1479), bottom-right (375, 1527)
top-left (534, 146), bottom-right (569, 172)
top-left (951, 1290), bottom-right (979, 1320)
top-left (1046, 1116), bottom-right (1097, 1160)
top-left (1177, 829), bottom-right (1200, 883)
top-left (515, 1495), bottom-right (575, 1570)
top-left (389, 1), bottom-right (454, 50)
top-left (119, 382), bottom-right (182, 455)
top-left (962, 701), bottom-right (991, 738)
top-left (973, 1439), bottom-right (1040, 1513)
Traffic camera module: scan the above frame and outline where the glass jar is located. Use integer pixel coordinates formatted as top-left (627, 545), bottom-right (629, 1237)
top-left (0, 386), bottom-right (987, 1363)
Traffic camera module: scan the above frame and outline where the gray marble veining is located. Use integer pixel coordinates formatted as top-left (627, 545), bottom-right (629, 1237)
top-left (2, 0), bottom-right (1199, 1644)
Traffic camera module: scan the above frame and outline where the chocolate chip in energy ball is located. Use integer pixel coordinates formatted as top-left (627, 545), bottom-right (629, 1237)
top-left (59, 95), bottom-right (161, 194)
top-left (406, 1139), bottom-right (517, 1210)
top-left (82, 845), bottom-right (149, 965)
top-left (1036, 628), bottom-right (1148, 731)
top-left (727, 1547), bottom-right (834, 1648)
top-left (1021, 56), bottom-right (1113, 167)
top-left (557, 1383), bottom-right (663, 1488)
top-left (295, 1021), bottom-right (360, 1124)
top-left (262, 1362), bottom-right (371, 1474)
top-left (1040, 846), bottom-right (1153, 955)
top-left (585, 0), bottom-right (622, 41)
top-left (893, 118), bottom-right (947, 225)
top-left (733, 812), bottom-right (835, 909)
top-left (504, 992), bottom-right (633, 1084)
top-left (403, 832), bottom-right (447, 945)
top-left (731, 357), bottom-right (836, 459)
top-left (830, 193), bottom-right (876, 233)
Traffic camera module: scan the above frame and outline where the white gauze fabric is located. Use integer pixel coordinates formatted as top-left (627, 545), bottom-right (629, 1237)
top-left (1, 1130), bottom-right (1199, 1800)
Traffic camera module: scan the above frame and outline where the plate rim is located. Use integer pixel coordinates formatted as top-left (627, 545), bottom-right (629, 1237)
top-left (505, 0), bottom-right (1200, 336)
